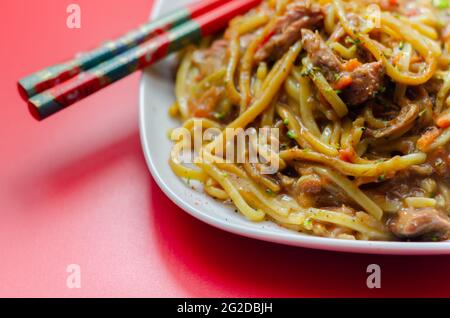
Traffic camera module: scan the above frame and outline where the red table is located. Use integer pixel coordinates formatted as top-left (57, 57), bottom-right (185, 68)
top-left (1, 0), bottom-right (449, 298)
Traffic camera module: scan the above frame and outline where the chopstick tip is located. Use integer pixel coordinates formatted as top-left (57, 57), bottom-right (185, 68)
top-left (27, 101), bottom-right (42, 121)
top-left (17, 82), bottom-right (30, 102)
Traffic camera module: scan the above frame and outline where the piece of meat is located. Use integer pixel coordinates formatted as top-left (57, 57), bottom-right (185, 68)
top-left (254, 1), bottom-right (323, 63)
top-left (192, 39), bottom-right (228, 77)
top-left (389, 207), bottom-right (450, 241)
top-left (279, 173), bottom-right (323, 195)
top-left (278, 173), bottom-right (327, 208)
top-left (302, 29), bottom-right (385, 105)
top-left (298, 175), bottom-right (323, 194)
top-left (341, 62), bottom-right (385, 106)
top-left (376, 175), bottom-right (425, 201)
top-left (190, 86), bottom-right (224, 118)
top-left (424, 78), bottom-right (444, 95)
top-left (367, 101), bottom-right (420, 138)
top-left (428, 148), bottom-right (450, 179)
top-left (301, 29), bottom-right (341, 78)
top-left (243, 163), bottom-right (281, 193)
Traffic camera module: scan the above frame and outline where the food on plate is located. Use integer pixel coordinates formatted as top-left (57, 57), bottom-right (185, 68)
top-left (168, 0), bottom-right (450, 241)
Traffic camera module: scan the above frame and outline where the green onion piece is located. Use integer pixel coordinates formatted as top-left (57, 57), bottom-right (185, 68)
top-left (287, 130), bottom-right (297, 139)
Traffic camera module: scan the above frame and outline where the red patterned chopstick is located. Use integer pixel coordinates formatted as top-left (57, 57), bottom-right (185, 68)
top-left (18, 0), bottom-right (233, 100)
top-left (25, 0), bottom-right (262, 120)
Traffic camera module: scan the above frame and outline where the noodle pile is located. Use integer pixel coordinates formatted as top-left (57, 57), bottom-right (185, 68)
top-left (169, 0), bottom-right (450, 241)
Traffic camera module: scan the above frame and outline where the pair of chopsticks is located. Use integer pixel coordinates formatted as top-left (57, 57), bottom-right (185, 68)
top-left (18, 0), bottom-right (262, 120)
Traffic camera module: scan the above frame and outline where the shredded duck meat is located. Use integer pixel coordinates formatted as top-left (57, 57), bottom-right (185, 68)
top-left (254, 1), bottom-right (323, 63)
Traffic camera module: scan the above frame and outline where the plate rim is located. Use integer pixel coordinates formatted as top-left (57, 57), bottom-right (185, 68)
top-left (138, 0), bottom-right (450, 255)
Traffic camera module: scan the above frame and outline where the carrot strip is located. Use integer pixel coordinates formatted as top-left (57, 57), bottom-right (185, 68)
top-left (436, 111), bottom-right (450, 129)
top-left (339, 148), bottom-right (357, 163)
top-left (342, 59), bottom-right (361, 72)
top-left (417, 127), bottom-right (442, 151)
top-left (333, 74), bottom-right (353, 90)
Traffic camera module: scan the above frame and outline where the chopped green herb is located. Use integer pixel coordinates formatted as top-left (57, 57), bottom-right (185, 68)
top-left (300, 66), bottom-right (313, 77)
top-left (302, 65), bottom-right (322, 77)
top-left (435, 158), bottom-right (446, 168)
top-left (213, 112), bottom-right (226, 120)
top-left (265, 188), bottom-right (274, 195)
top-left (398, 41), bottom-right (405, 50)
top-left (313, 66), bottom-right (323, 73)
top-left (334, 72), bottom-right (343, 82)
top-left (303, 218), bottom-right (313, 230)
top-left (287, 130), bottom-right (297, 139)
top-left (419, 109), bottom-right (427, 117)
top-left (335, 89), bottom-right (343, 95)
top-left (378, 175), bottom-right (386, 182)
top-left (433, 0), bottom-right (449, 9)
top-left (283, 118), bottom-right (289, 126)
top-left (345, 36), bottom-right (361, 46)
top-left (377, 86), bottom-right (387, 95)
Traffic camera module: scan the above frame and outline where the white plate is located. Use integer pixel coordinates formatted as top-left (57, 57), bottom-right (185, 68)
top-left (139, 0), bottom-right (450, 255)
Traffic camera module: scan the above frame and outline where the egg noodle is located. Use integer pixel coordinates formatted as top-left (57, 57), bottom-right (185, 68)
top-left (168, 0), bottom-right (450, 241)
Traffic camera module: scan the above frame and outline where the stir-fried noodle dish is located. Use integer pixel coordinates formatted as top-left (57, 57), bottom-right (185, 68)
top-left (169, 0), bottom-right (450, 241)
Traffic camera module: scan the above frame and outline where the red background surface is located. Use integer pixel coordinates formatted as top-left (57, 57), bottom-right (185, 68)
top-left (1, 0), bottom-right (450, 298)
